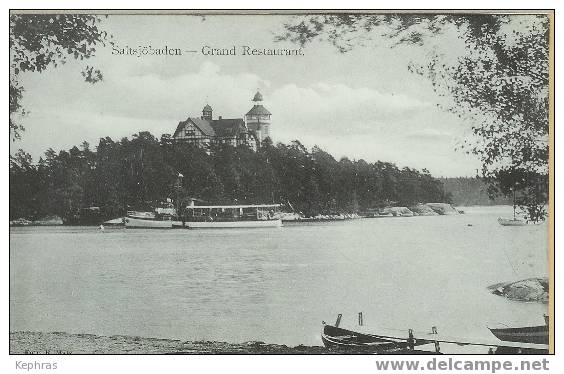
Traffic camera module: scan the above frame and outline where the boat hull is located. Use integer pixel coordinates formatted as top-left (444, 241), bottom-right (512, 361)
top-left (186, 219), bottom-right (282, 229)
top-left (125, 217), bottom-right (173, 229)
top-left (489, 325), bottom-right (548, 345)
top-left (321, 325), bottom-right (437, 354)
top-left (104, 217), bottom-right (125, 225)
top-left (498, 218), bottom-right (526, 226)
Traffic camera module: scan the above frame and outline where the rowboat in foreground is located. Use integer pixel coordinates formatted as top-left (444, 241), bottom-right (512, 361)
top-left (321, 324), bottom-right (435, 354)
top-left (321, 314), bottom-right (440, 354)
top-left (321, 314), bottom-right (549, 354)
top-left (489, 325), bottom-right (548, 345)
top-left (489, 316), bottom-right (549, 345)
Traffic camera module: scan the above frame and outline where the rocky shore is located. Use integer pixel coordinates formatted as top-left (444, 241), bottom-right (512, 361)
top-left (488, 277), bottom-right (549, 303)
top-left (10, 331), bottom-right (329, 354)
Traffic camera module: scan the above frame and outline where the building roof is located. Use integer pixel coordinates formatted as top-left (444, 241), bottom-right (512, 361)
top-left (173, 117), bottom-right (216, 137)
top-left (203, 104), bottom-right (213, 111)
top-left (173, 122), bottom-right (184, 138)
top-left (174, 116), bottom-right (254, 139)
top-left (252, 91), bottom-right (263, 102)
top-left (246, 104), bottom-right (272, 116)
top-left (211, 118), bottom-right (246, 137)
top-left (190, 117), bottom-right (216, 136)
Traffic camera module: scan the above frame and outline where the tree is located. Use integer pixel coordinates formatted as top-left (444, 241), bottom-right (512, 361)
top-left (10, 13), bottom-right (110, 140)
top-left (276, 14), bottom-right (550, 221)
top-left (9, 130), bottom-right (448, 221)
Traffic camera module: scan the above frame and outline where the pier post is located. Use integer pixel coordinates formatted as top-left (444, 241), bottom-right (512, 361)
top-left (431, 326), bottom-right (440, 353)
top-left (335, 314), bottom-right (342, 327)
top-left (408, 329), bottom-right (415, 350)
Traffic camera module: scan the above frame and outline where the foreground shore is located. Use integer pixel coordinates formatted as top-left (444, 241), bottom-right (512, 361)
top-left (10, 331), bottom-right (330, 354)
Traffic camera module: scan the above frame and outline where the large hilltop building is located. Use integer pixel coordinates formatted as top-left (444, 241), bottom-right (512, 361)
top-left (173, 91), bottom-right (272, 151)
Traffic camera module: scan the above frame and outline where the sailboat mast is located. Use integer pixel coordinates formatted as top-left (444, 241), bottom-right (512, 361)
top-left (176, 180), bottom-right (181, 219)
top-left (139, 148), bottom-right (145, 207)
top-left (175, 172), bottom-right (184, 220)
top-left (513, 188), bottom-right (516, 220)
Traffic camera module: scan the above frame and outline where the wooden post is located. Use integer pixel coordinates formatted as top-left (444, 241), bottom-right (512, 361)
top-left (408, 329), bottom-right (415, 350)
top-left (335, 314), bottom-right (342, 328)
top-left (432, 326), bottom-right (440, 353)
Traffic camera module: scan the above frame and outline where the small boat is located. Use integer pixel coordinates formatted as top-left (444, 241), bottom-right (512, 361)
top-left (489, 317), bottom-right (549, 345)
top-left (125, 211), bottom-right (173, 229)
top-left (498, 217), bottom-right (526, 226)
top-left (125, 216), bottom-right (173, 229)
top-left (321, 324), bottom-right (417, 353)
top-left (489, 325), bottom-right (548, 345)
top-left (127, 211), bottom-right (156, 219)
top-left (321, 313), bottom-right (439, 354)
top-left (322, 313), bottom-right (548, 354)
top-left (104, 217), bottom-right (125, 225)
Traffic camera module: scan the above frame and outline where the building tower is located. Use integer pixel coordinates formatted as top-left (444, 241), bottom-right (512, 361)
top-left (202, 104), bottom-right (213, 121)
top-left (245, 90), bottom-right (272, 142)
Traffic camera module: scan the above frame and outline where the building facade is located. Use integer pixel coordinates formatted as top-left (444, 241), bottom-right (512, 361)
top-left (173, 91), bottom-right (272, 150)
top-left (245, 91), bottom-right (272, 142)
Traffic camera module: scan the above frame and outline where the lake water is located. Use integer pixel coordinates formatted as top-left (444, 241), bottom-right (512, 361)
top-left (10, 206), bottom-right (549, 351)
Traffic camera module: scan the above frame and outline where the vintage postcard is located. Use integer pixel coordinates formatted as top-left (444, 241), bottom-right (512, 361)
top-left (9, 9), bottom-right (553, 361)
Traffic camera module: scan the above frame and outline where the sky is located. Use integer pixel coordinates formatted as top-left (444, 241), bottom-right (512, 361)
top-left (11, 14), bottom-right (488, 177)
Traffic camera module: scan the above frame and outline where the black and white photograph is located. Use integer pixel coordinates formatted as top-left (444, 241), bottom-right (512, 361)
top-left (9, 8), bottom-right (553, 360)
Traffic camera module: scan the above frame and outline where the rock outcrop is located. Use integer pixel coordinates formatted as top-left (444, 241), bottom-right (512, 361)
top-left (409, 204), bottom-right (439, 216)
top-left (426, 203), bottom-right (459, 215)
top-left (488, 277), bottom-right (548, 303)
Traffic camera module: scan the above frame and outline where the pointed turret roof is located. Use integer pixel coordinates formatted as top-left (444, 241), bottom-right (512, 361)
top-left (252, 91), bottom-right (263, 102)
top-left (246, 104), bottom-right (271, 116)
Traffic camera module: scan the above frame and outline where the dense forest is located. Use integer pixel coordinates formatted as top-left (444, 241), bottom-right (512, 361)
top-left (10, 132), bottom-right (450, 221)
top-left (441, 177), bottom-right (513, 206)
